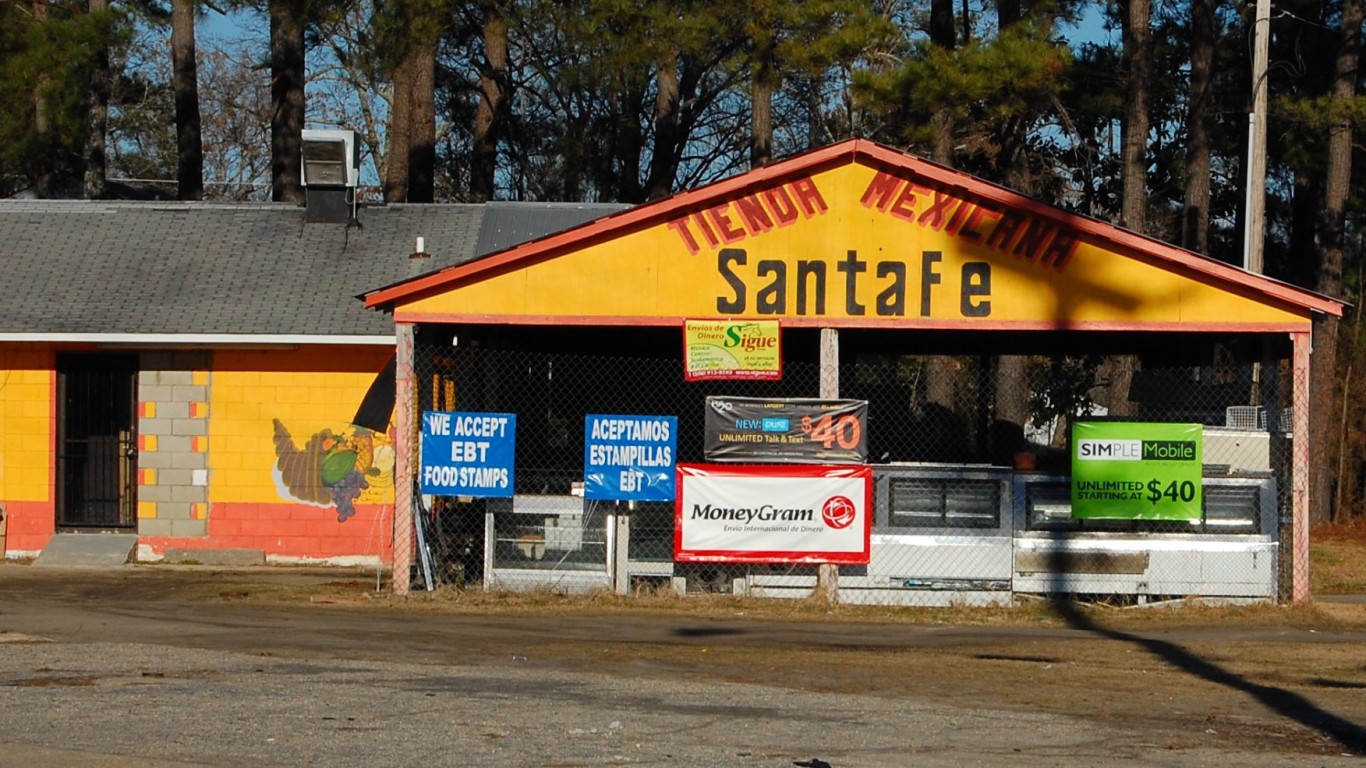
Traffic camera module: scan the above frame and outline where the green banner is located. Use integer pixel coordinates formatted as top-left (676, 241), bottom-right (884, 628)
top-left (1071, 421), bottom-right (1203, 521)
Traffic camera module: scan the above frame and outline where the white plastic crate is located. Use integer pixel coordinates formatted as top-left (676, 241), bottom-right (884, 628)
top-left (1225, 405), bottom-right (1261, 431)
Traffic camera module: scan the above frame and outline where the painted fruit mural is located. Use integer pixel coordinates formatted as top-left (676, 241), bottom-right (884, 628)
top-left (272, 419), bottom-right (395, 521)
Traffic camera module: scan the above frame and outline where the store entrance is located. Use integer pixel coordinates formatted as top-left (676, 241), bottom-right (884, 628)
top-left (55, 354), bottom-right (138, 530)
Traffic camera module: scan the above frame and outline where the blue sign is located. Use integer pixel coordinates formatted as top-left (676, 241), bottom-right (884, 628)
top-left (420, 411), bottom-right (516, 497)
top-left (583, 414), bottom-right (677, 501)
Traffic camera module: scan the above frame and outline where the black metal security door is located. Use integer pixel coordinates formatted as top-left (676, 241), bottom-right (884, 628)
top-left (56, 354), bottom-right (138, 529)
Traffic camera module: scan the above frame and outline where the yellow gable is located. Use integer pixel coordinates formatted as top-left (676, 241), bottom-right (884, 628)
top-left (392, 159), bottom-right (1313, 329)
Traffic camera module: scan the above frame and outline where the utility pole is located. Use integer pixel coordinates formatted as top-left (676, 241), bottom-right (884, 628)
top-left (1243, 0), bottom-right (1271, 273)
top-left (1245, 0), bottom-right (1273, 414)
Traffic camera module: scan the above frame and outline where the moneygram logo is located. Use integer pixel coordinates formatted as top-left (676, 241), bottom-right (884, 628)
top-left (821, 495), bottom-right (857, 529)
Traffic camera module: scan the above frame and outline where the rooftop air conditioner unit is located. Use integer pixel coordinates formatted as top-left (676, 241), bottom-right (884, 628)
top-left (300, 128), bottom-right (358, 188)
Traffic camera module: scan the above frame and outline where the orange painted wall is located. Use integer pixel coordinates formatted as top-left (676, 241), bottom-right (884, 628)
top-left (0, 346), bottom-right (55, 556)
top-left (139, 502), bottom-right (392, 562)
top-left (163, 345), bottom-right (398, 563)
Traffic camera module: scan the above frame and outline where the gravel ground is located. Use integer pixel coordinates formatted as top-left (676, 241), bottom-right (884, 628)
top-left (0, 565), bottom-right (1362, 767)
top-left (0, 640), bottom-right (1354, 768)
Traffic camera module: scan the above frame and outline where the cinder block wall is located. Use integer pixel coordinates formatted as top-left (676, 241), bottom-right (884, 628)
top-left (136, 352), bottom-right (212, 539)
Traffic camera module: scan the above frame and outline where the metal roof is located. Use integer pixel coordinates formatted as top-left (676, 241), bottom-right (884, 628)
top-left (0, 199), bottom-right (622, 340)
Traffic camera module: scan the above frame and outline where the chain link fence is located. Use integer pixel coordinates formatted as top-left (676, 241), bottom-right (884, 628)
top-left (408, 324), bottom-right (1294, 606)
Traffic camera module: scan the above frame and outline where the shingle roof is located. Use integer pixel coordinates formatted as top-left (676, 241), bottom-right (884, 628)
top-left (474, 201), bottom-right (629, 257)
top-left (0, 198), bottom-right (623, 339)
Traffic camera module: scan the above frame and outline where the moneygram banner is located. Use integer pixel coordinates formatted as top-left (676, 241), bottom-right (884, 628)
top-left (583, 414), bottom-right (678, 502)
top-left (1071, 421), bottom-right (1203, 521)
top-left (420, 411), bottom-right (516, 497)
top-left (674, 464), bottom-right (872, 564)
top-left (683, 320), bottom-right (782, 381)
top-left (704, 396), bottom-right (868, 464)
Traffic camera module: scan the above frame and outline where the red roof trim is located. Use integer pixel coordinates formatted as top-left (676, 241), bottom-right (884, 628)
top-left (366, 138), bottom-right (1342, 318)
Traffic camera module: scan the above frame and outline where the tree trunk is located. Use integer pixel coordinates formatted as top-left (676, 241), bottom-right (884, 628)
top-left (471, 1), bottom-right (509, 203)
top-left (1101, 0), bottom-right (1153, 420)
top-left (993, 356), bottom-right (1030, 463)
top-left (1310, 0), bottom-right (1360, 524)
top-left (83, 0), bottom-right (111, 199)
top-left (925, 0), bottom-right (958, 425)
top-left (384, 52), bottom-right (414, 202)
top-left (805, 72), bottom-right (824, 149)
top-left (406, 26), bottom-right (437, 204)
top-left (1100, 355), bottom-right (1140, 416)
top-left (994, 170), bottom-right (1034, 443)
top-left (600, 84), bottom-right (646, 203)
top-left (172, 0), bottom-right (204, 201)
top-left (644, 50), bottom-right (681, 201)
top-left (997, 0), bottom-right (1021, 27)
top-left (991, 0), bottom-right (1033, 178)
top-left (931, 0), bottom-right (955, 50)
top-left (31, 0), bottom-right (51, 197)
top-left (1288, 171), bottom-right (1321, 288)
top-left (1180, 0), bottom-right (1214, 254)
top-left (929, 0), bottom-right (954, 166)
top-left (750, 59), bottom-right (773, 169)
top-left (269, 0), bottom-right (305, 203)
top-left (1120, 0), bottom-right (1150, 233)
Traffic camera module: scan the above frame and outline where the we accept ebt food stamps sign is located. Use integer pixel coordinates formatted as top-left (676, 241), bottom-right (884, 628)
top-left (420, 411), bottom-right (517, 497)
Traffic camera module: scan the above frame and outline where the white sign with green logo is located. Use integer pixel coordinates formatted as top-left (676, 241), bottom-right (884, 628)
top-left (1071, 421), bottom-right (1203, 521)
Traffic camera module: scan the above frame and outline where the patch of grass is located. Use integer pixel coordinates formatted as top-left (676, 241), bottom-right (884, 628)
top-left (1314, 520), bottom-right (1366, 544)
top-left (1096, 599), bottom-right (1366, 632)
top-left (219, 574), bottom-right (1365, 631)
top-left (124, 522), bottom-right (1366, 629)
top-left (1312, 538), bottom-right (1366, 595)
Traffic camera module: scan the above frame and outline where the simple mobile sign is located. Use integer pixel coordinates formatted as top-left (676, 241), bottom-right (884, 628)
top-left (674, 464), bottom-right (872, 564)
top-left (704, 396), bottom-right (868, 464)
top-left (1071, 421), bottom-right (1203, 521)
top-left (583, 414), bottom-right (678, 501)
top-left (420, 411), bottom-right (516, 497)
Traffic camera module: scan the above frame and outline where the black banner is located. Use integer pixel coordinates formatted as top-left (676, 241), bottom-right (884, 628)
top-left (704, 396), bottom-right (868, 464)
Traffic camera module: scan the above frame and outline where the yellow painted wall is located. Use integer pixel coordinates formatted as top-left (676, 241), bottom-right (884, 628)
top-left (399, 163), bottom-right (1306, 327)
top-left (208, 347), bottom-right (395, 506)
top-left (0, 348), bottom-right (53, 502)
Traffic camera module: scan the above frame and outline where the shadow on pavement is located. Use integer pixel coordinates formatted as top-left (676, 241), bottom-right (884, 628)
top-left (674, 626), bottom-right (746, 638)
top-left (1047, 590), bottom-right (1366, 755)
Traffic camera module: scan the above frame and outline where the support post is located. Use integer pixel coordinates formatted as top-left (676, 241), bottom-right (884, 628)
top-left (817, 327), bottom-right (839, 604)
top-left (1292, 330), bottom-right (1311, 604)
top-left (392, 322), bottom-right (415, 595)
